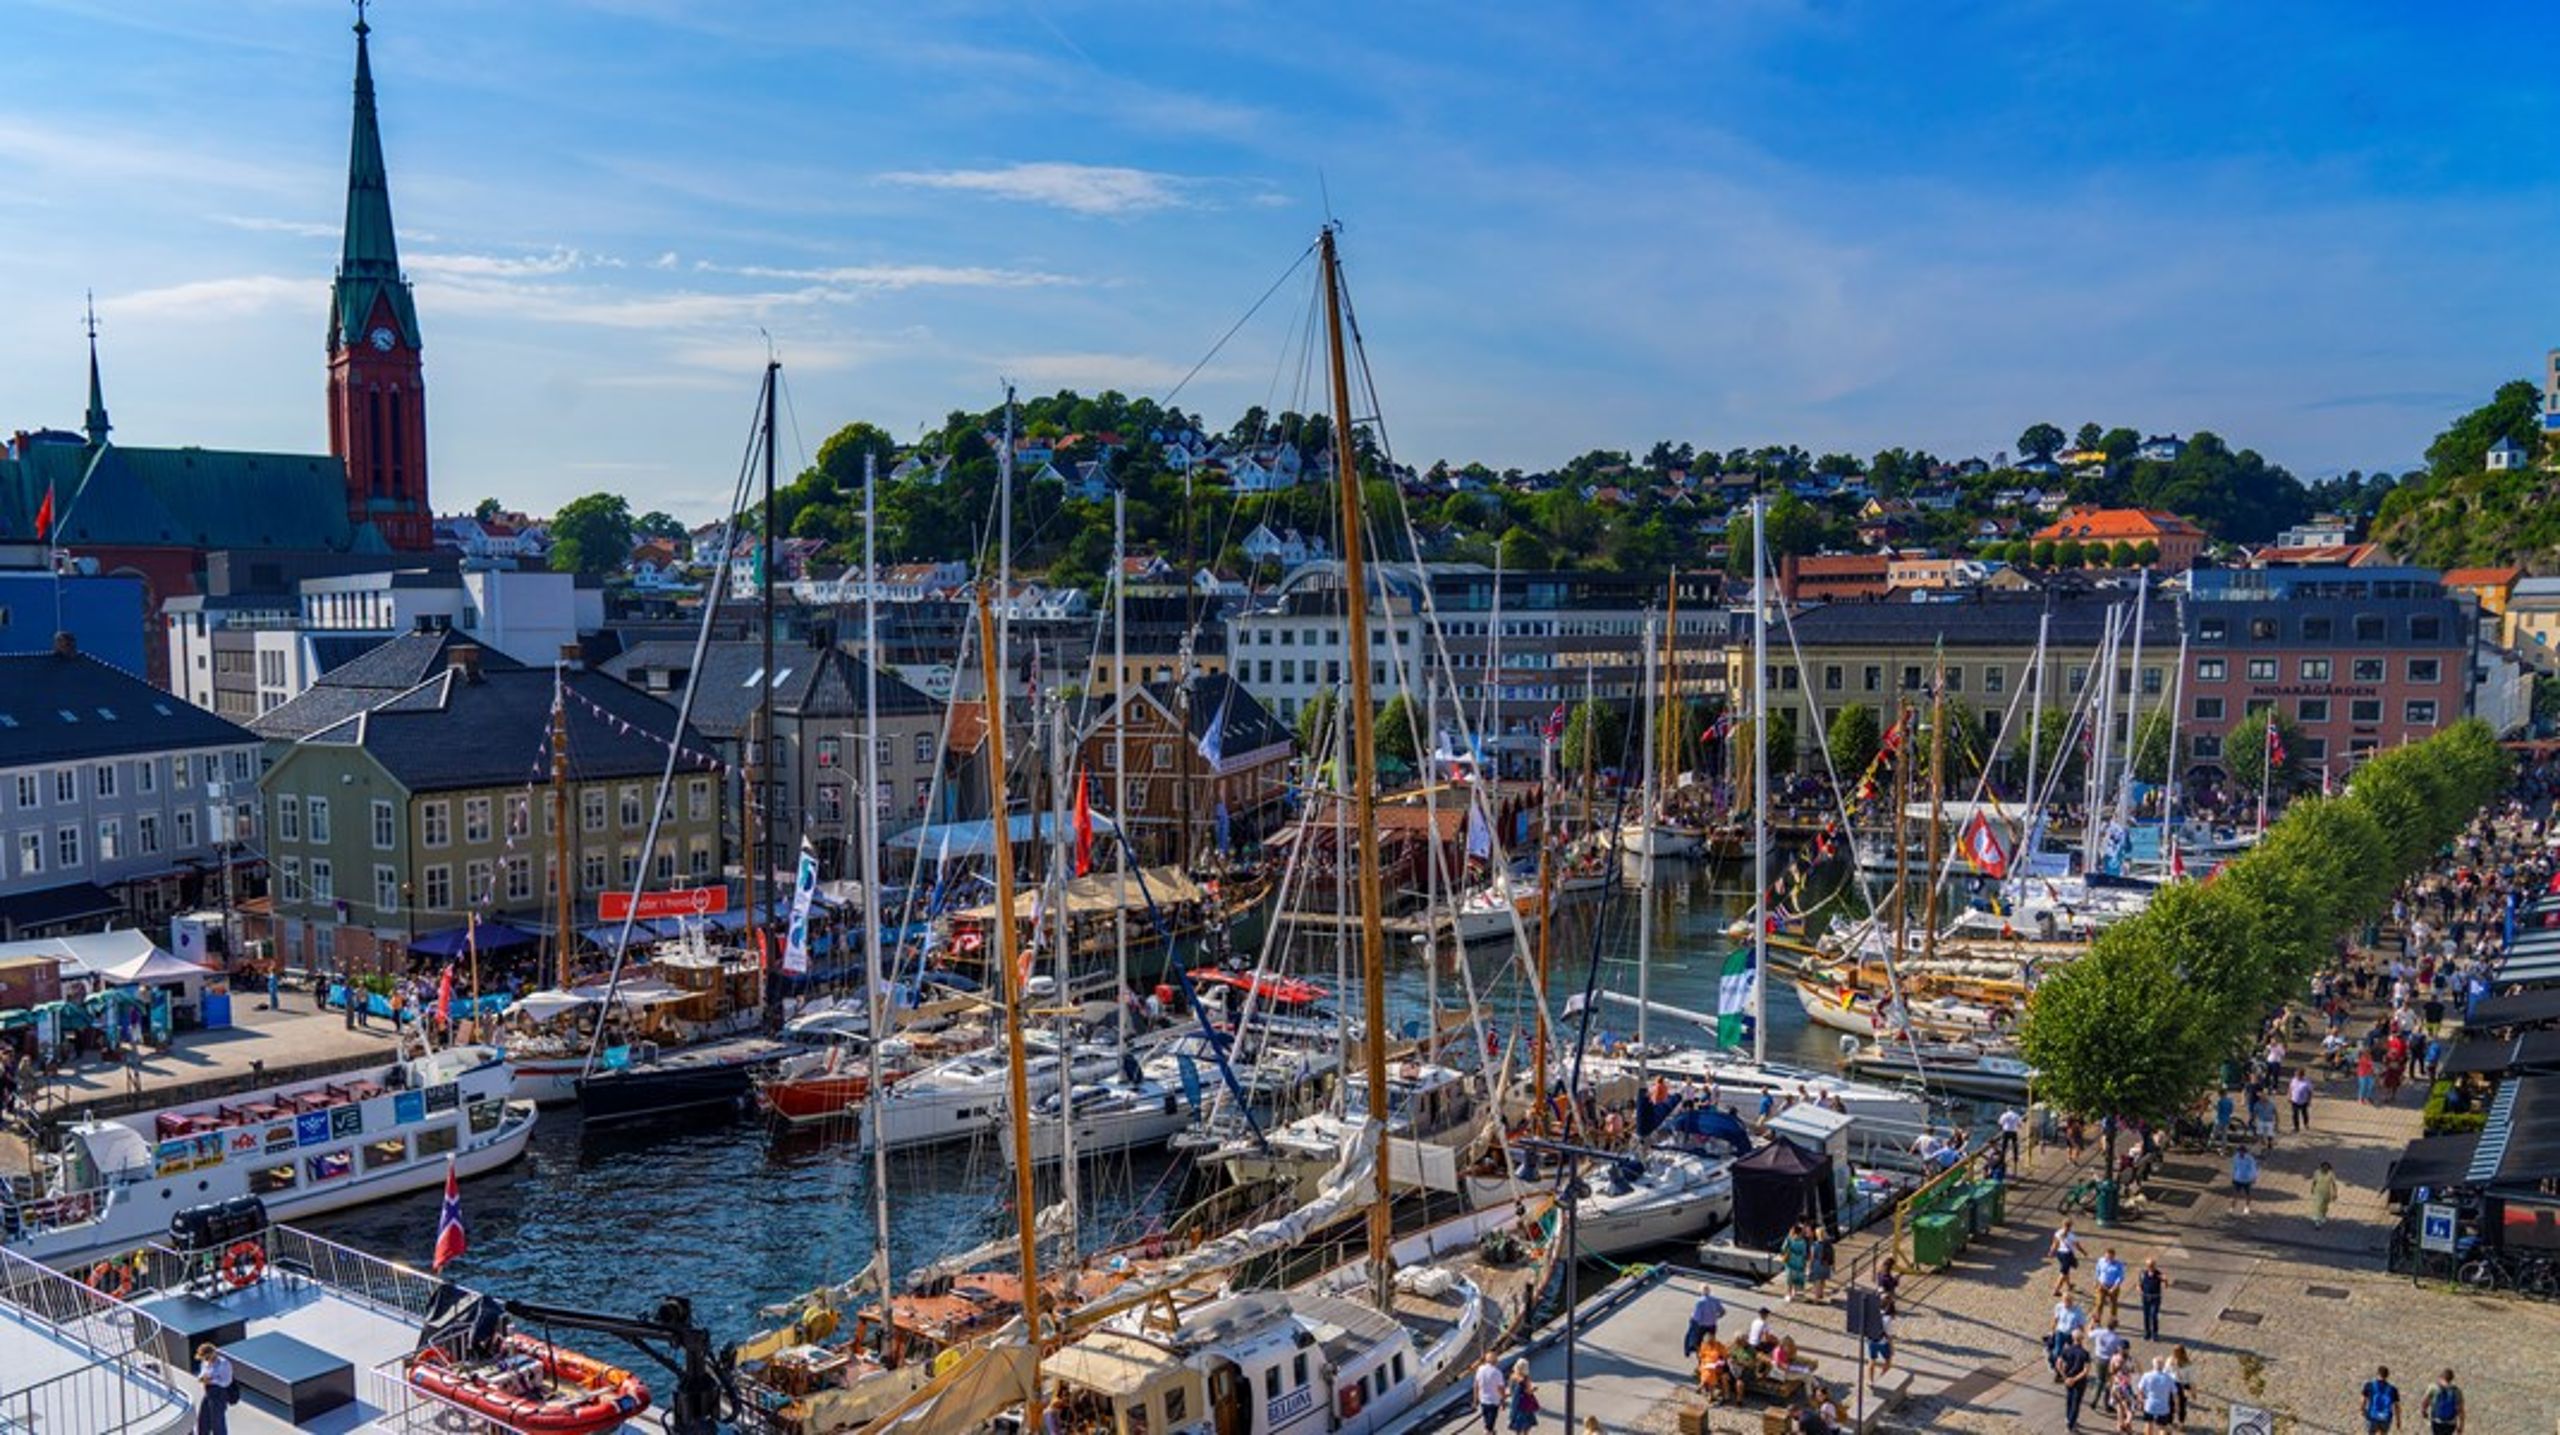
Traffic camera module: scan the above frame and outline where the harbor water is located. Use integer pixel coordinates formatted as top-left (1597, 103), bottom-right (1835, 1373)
top-left (302, 852), bottom-right (1854, 1341)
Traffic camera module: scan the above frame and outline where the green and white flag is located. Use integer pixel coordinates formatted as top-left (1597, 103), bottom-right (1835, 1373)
top-left (1715, 945), bottom-right (1757, 1050)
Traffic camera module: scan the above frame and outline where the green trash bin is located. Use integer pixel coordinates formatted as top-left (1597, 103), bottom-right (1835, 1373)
top-left (1911, 1212), bottom-right (1961, 1270)
top-left (1963, 1182), bottom-right (1993, 1235)
top-left (1980, 1178), bottom-right (2008, 1227)
top-left (2094, 1178), bottom-right (2121, 1227)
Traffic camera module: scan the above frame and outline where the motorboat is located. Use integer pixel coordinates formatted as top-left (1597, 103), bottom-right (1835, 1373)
top-left (1839, 1036), bottom-right (2035, 1101)
top-left (406, 1330), bottom-right (651, 1434)
top-left (4, 1046), bottom-right (534, 1270)
top-left (1464, 1145), bottom-right (1735, 1257)
top-left (858, 1031), bottom-right (1137, 1151)
top-left (573, 1036), bottom-right (795, 1125)
top-left (1211, 1061), bottom-right (1484, 1199)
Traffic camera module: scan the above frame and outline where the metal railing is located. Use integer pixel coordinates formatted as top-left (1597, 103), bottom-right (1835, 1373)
top-left (0, 1247), bottom-right (191, 1435)
top-left (140, 1225), bottom-right (449, 1326)
top-left (0, 1355), bottom-right (192, 1435)
top-left (357, 1355), bottom-right (525, 1435)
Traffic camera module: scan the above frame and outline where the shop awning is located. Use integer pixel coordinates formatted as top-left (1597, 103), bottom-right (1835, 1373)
top-left (0, 882), bottom-right (119, 933)
top-left (2492, 953), bottom-right (2560, 988)
top-left (2471, 1075), bottom-right (2560, 1188)
top-left (2465, 987), bottom-right (2560, 1031)
top-left (411, 919), bottom-right (545, 960)
top-left (2441, 1030), bottom-right (2560, 1079)
top-left (2385, 1132), bottom-right (2482, 1197)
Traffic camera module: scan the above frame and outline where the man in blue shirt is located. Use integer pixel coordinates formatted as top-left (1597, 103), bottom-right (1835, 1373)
top-left (1683, 1290), bottom-right (1725, 1358)
top-left (2092, 1249), bottom-right (2127, 1327)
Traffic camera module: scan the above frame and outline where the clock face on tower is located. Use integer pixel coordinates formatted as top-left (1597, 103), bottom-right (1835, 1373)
top-left (369, 326), bottom-right (397, 352)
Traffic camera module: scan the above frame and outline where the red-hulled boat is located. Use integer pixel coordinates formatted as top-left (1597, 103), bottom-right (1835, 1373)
top-left (757, 1040), bottom-right (912, 1126)
top-left (407, 1332), bottom-right (651, 1435)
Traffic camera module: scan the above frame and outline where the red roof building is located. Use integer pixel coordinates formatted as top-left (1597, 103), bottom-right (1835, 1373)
top-left (2030, 508), bottom-right (2208, 572)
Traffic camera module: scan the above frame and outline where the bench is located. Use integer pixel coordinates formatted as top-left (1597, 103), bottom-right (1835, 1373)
top-left (223, 1331), bottom-right (355, 1422)
top-left (130, 1292), bottom-right (246, 1367)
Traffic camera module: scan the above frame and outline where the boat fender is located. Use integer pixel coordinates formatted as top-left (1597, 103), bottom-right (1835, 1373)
top-left (932, 1349), bottom-right (961, 1377)
top-left (87, 1260), bottom-right (134, 1300)
top-left (799, 1306), bottom-right (839, 1343)
top-left (220, 1239), bottom-right (268, 1289)
top-left (1339, 1382), bottom-right (1365, 1419)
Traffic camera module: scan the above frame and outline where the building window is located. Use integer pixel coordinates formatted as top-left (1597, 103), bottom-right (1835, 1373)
top-left (16, 830), bottom-right (39, 876)
top-left (230, 752), bottom-right (250, 782)
top-left (376, 866), bottom-right (400, 915)
top-left (463, 797), bottom-right (492, 844)
top-left (506, 793), bottom-right (531, 839)
top-left (2406, 700), bottom-right (2439, 726)
top-left (619, 847), bottom-right (640, 884)
top-left (504, 856), bottom-right (533, 902)
top-left (2353, 658), bottom-right (2384, 683)
top-left (689, 840), bottom-right (712, 877)
top-left (1861, 665), bottom-right (1881, 693)
top-left (1822, 665), bottom-right (1843, 692)
top-left (176, 809), bottom-right (196, 847)
top-left (1945, 667), bottom-right (1965, 693)
top-left (914, 778), bottom-right (932, 811)
top-left (686, 779), bottom-right (709, 822)
top-left (2197, 658), bottom-right (2226, 682)
top-left (277, 856), bottom-right (300, 900)
top-left (93, 763), bottom-right (116, 799)
top-left (2299, 658), bottom-right (2331, 682)
top-left (309, 858), bottom-right (333, 902)
top-left (2351, 698), bottom-right (2382, 723)
top-left (2248, 617), bottom-right (2278, 641)
top-left (13, 774), bottom-right (34, 808)
top-left (2192, 734), bottom-right (2223, 760)
top-left (2354, 614), bottom-right (2384, 641)
top-left (2408, 658), bottom-right (2440, 684)
top-left (137, 814), bottom-right (159, 854)
top-left (278, 795), bottom-right (301, 842)
top-left (581, 851), bottom-right (606, 891)
top-left (466, 859), bottom-right (492, 904)
top-left (423, 865), bottom-right (451, 911)
top-left (2140, 666), bottom-right (2163, 695)
top-left (373, 800), bottom-right (396, 849)
top-left (96, 819), bottom-right (119, 862)
top-left (653, 846), bottom-right (676, 882)
top-left (2302, 616), bottom-right (2333, 641)
top-left (2198, 617), bottom-right (2226, 643)
top-left (137, 760), bottom-right (156, 795)
top-left (619, 785), bottom-right (643, 828)
top-left (2195, 697), bottom-right (2225, 721)
top-left (2298, 698), bottom-right (2331, 723)
top-left (422, 801), bottom-right (450, 848)
top-left (1901, 665), bottom-right (1923, 691)
top-left (174, 758), bottom-right (189, 791)
top-left (2411, 616), bottom-right (2442, 642)
top-left (1130, 780), bottom-right (1152, 808)
top-left (816, 784), bottom-right (843, 823)
top-left (2067, 666), bottom-right (2088, 695)
top-left (816, 736), bottom-right (841, 769)
top-left (582, 790), bottom-right (606, 833)
top-left (307, 797), bottom-right (329, 844)
top-left (914, 733), bottom-right (934, 765)
top-left (2246, 659), bottom-right (2277, 682)
top-left (2302, 736), bottom-right (2329, 761)
top-left (1985, 666), bottom-right (2006, 694)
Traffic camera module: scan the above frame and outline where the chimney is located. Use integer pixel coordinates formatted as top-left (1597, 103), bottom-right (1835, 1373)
top-left (557, 642), bottom-right (584, 673)
top-left (52, 631), bottom-right (77, 658)
top-left (448, 643), bottom-right (483, 683)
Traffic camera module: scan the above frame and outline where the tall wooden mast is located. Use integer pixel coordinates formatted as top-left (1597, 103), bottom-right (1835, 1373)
top-left (975, 589), bottom-right (1046, 1431)
top-left (1320, 226), bottom-right (1396, 1306)
top-left (551, 668), bottom-right (573, 991)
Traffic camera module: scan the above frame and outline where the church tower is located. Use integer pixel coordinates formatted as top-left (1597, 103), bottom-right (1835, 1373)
top-left (325, 9), bottom-right (431, 550)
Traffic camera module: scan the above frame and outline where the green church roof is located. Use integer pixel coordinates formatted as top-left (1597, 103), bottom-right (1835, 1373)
top-left (1, 440), bottom-right (386, 553)
top-left (331, 18), bottom-right (419, 350)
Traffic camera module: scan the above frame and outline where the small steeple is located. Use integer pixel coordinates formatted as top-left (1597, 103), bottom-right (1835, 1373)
top-left (82, 292), bottom-right (110, 447)
top-left (332, 0), bottom-right (419, 350)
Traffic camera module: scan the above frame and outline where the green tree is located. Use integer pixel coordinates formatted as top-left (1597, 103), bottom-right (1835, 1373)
top-left (2019, 936), bottom-right (2225, 1181)
top-left (1294, 687), bottom-right (1339, 757)
top-left (1561, 697), bottom-right (1631, 774)
top-left (2029, 539), bottom-right (2057, 568)
top-left (634, 510), bottom-right (685, 543)
top-left (2108, 539), bottom-right (2137, 567)
top-left (2224, 707), bottom-right (2304, 796)
top-left (1376, 692), bottom-right (1422, 773)
top-left (2073, 423), bottom-right (2104, 453)
top-left (2130, 708), bottom-right (2173, 786)
top-left (1935, 701), bottom-right (1988, 789)
top-left (2017, 423), bottom-right (2066, 461)
top-left (2132, 539), bottom-right (2160, 566)
top-left (1827, 703), bottom-right (1882, 780)
top-left (2008, 706), bottom-right (2084, 796)
top-left (2056, 538), bottom-right (2086, 567)
top-left (1497, 527), bottom-right (1551, 571)
top-left (547, 492), bottom-right (633, 576)
top-left (472, 496), bottom-right (503, 522)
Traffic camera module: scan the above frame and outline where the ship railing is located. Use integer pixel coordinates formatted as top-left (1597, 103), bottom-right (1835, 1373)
top-left (137, 1224), bottom-right (449, 1326)
top-left (0, 1355), bottom-right (192, 1435)
top-left (355, 1354), bottom-right (534, 1435)
top-left (0, 1247), bottom-right (190, 1434)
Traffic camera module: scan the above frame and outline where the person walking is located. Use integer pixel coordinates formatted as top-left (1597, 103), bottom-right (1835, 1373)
top-left (1806, 1230), bottom-right (1834, 1302)
top-left (1683, 1289), bottom-right (1725, 1358)
top-left (2050, 1218), bottom-right (2082, 1296)
top-left (2135, 1357), bottom-right (2178, 1434)
top-left (2289, 1068), bottom-right (2314, 1131)
top-left (1998, 1104), bottom-right (2022, 1161)
top-left (2356, 1048), bottom-right (2377, 1105)
top-left (1474, 1354), bottom-right (1506, 1433)
top-left (2092, 1248), bottom-right (2126, 1327)
top-left (2136, 1257), bottom-right (2165, 1342)
top-left (2168, 1346), bottom-right (2193, 1425)
top-left (1506, 1361), bottom-right (1541, 1433)
top-left (2361, 1365), bottom-right (2401, 1433)
top-left (1780, 1223), bottom-right (1809, 1300)
top-left (2231, 1146), bottom-right (2259, 1216)
top-left (2310, 1161), bottom-right (2340, 1228)
top-left (2422, 1368), bottom-right (2464, 1435)
top-left (194, 1342), bottom-right (234, 1435)
top-left (2049, 1294), bottom-right (2088, 1362)
top-left (2052, 1330), bottom-right (2094, 1432)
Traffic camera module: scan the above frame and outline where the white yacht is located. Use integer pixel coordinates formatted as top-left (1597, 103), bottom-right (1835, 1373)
top-left (1463, 1146), bottom-right (1735, 1257)
top-left (859, 1031), bottom-right (1135, 1151)
top-left (1213, 1062), bottom-right (1483, 1199)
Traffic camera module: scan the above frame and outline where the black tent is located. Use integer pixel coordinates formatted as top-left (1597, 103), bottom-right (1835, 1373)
top-left (2476, 1075), bottom-right (2560, 1189)
top-left (2384, 1133), bottom-right (2481, 1201)
top-left (1728, 1135), bottom-right (1837, 1251)
top-left (2464, 988), bottom-right (2560, 1033)
top-left (2440, 1030), bottom-right (2560, 1080)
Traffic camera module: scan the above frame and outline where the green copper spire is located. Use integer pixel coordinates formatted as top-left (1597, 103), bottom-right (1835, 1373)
top-left (332, 5), bottom-right (420, 350)
top-left (83, 293), bottom-right (110, 446)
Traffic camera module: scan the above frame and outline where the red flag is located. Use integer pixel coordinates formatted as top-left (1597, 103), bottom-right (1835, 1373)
top-left (2265, 723), bottom-right (2286, 771)
top-left (1542, 703), bottom-right (1568, 742)
top-left (1959, 812), bottom-right (2009, 877)
top-left (431, 1158), bottom-right (467, 1271)
top-left (1072, 773), bottom-right (1094, 877)
top-left (435, 964), bottom-right (454, 1024)
top-left (2169, 839), bottom-right (2187, 879)
top-left (33, 485), bottom-right (54, 541)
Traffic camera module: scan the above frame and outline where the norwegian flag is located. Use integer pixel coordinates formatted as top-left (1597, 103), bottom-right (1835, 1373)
top-left (2169, 839), bottom-right (2187, 879)
top-left (431, 1158), bottom-right (467, 1271)
top-left (2265, 722), bottom-right (2287, 772)
top-left (1541, 703), bottom-right (1568, 742)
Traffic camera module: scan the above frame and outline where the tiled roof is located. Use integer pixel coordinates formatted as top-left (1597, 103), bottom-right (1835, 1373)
top-left (304, 667), bottom-right (702, 793)
top-left (2444, 566), bottom-right (2523, 589)
top-left (598, 641), bottom-right (938, 740)
top-left (0, 650), bottom-right (255, 764)
top-left (2031, 508), bottom-right (2199, 543)
top-left (251, 631), bottom-right (528, 741)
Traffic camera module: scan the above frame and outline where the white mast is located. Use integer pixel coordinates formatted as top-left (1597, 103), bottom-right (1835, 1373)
top-left (2110, 571), bottom-right (2151, 858)
top-left (1749, 493), bottom-right (1769, 1065)
top-left (2163, 602), bottom-right (2189, 867)
top-left (1112, 485), bottom-right (1130, 1052)
top-left (1050, 699), bottom-right (1078, 1268)
top-left (1636, 611), bottom-right (1658, 1069)
top-left (859, 453), bottom-right (894, 1316)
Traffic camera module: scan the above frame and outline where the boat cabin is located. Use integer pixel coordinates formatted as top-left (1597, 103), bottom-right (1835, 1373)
top-left (1054, 1292), bottom-right (1422, 1435)
top-left (1342, 1064), bottom-right (1473, 1139)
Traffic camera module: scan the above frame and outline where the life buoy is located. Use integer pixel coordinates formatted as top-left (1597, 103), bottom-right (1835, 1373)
top-left (220, 1240), bottom-right (267, 1289)
top-left (87, 1260), bottom-right (134, 1300)
top-left (798, 1306), bottom-right (839, 1343)
top-left (1339, 1382), bottom-right (1365, 1419)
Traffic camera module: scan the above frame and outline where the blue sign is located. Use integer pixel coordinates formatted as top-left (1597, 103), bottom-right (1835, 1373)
top-left (2421, 1203), bottom-right (2457, 1254)
top-left (295, 1111), bottom-right (331, 1148)
top-left (395, 1091), bottom-right (425, 1125)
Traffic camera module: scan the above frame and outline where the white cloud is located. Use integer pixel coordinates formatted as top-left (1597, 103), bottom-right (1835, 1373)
top-left (407, 248), bottom-right (594, 279)
top-left (697, 259), bottom-right (1080, 290)
top-left (881, 162), bottom-right (1199, 216)
top-left (214, 214), bottom-right (338, 239)
top-left (997, 351), bottom-right (1197, 390)
top-left (99, 275), bottom-right (307, 321)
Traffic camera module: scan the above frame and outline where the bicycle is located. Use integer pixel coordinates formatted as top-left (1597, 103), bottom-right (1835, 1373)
top-left (2455, 1249), bottom-right (2560, 1297)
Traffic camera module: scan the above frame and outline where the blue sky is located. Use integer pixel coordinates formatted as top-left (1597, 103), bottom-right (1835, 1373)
top-left (3, 0), bottom-right (2555, 521)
